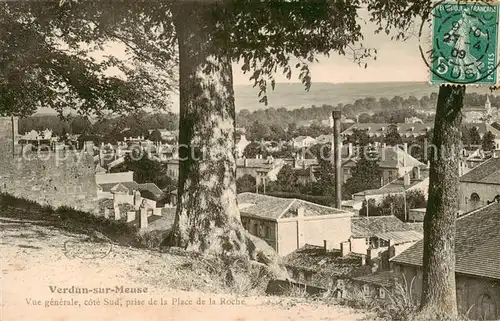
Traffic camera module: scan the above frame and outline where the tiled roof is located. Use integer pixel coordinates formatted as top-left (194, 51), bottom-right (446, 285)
top-left (284, 244), bottom-right (372, 287)
top-left (342, 147), bottom-right (425, 170)
top-left (375, 230), bottom-right (423, 245)
top-left (110, 183), bottom-right (131, 194)
top-left (459, 157), bottom-right (500, 184)
top-left (378, 147), bottom-right (426, 169)
top-left (407, 222), bottom-right (424, 233)
top-left (237, 192), bottom-right (352, 221)
top-left (141, 207), bottom-right (176, 232)
top-left (381, 169), bottom-right (430, 191)
top-left (391, 202), bottom-right (500, 280)
top-left (351, 216), bottom-right (416, 238)
top-left (137, 183), bottom-right (163, 196)
top-left (99, 181), bottom-right (140, 194)
top-left (354, 187), bottom-right (406, 196)
top-left (342, 123), bottom-right (433, 136)
top-left (99, 181), bottom-right (162, 196)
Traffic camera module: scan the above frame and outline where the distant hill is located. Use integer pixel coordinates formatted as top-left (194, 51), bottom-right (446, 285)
top-left (233, 81), bottom-right (494, 112)
top-left (34, 81), bottom-right (496, 115)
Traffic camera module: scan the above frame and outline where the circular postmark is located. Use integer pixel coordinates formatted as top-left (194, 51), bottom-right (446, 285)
top-left (63, 234), bottom-right (113, 260)
top-left (419, 0), bottom-right (500, 85)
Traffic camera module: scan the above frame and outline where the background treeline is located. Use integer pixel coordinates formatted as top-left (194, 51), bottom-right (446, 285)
top-left (18, 111), bottom-right (179, 140)
top-left (237, 92), bottom-right (499, 140)
top-left (19, 92), bottom-right (497, 142)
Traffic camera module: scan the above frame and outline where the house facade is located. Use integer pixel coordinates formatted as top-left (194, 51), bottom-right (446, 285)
top-left (391, 203), bottom-right (500, 320)
top-left (238, 193), bottom-right (354, 256)
top-left (342, 145), bottom-right (427, 186)
top-left (459, 157), bottom-right (500, 212)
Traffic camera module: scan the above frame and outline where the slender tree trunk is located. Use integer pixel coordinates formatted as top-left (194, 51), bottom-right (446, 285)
top-left (420, 85), bottom-right (464, 318)
top-left (167, 3), bottom-right (247, 257)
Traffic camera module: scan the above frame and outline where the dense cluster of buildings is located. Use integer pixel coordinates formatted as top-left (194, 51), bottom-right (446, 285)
top-left (1, 95), bottom-right (499, 319)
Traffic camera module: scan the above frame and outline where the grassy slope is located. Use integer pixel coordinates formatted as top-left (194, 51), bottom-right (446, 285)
top-left (0, 216), bottom-right (373, 321)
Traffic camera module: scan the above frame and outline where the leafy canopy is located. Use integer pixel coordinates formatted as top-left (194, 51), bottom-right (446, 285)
top-left (2, 0), bottom-right (431, 117)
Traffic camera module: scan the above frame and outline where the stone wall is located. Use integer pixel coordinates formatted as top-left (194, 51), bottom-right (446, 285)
top-left (0, 137), bottom-right (98, 214)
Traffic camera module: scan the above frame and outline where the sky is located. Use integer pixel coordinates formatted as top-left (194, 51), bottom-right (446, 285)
top-left (100, 7), bottom-right (428, 85)
top-left (232, 8), bottom-right (428, 85)
top-left (37, 9), bottom-right (430, 114)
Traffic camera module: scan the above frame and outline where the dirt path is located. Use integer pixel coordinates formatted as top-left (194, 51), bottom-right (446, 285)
top-left (1, 221), bottom-right (373, 321)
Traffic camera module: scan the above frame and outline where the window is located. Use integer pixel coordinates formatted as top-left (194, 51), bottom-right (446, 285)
top-left (363, 284), bottom-right (370, 296)
top-left (479, 294), bottom-right (497, 320)
top-left (379, 288), bottom-right (386, 299)
top-left (365, 238), bottom-right (370, 246)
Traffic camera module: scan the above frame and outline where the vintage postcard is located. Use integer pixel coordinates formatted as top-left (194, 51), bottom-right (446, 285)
top-left (1, 1), bottom-right (499, 321)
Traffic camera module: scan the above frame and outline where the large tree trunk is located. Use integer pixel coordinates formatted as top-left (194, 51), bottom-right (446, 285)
top-left (420, 85), bottom-right (464, 318)
top-left (167, 3), bottom-right (247, 257)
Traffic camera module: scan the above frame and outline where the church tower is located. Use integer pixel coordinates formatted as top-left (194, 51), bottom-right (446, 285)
top-left (484, 95), bottom-right (493, 124)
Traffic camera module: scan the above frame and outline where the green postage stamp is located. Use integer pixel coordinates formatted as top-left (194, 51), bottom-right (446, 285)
top-left (425, 1), bottom-right (500, 85)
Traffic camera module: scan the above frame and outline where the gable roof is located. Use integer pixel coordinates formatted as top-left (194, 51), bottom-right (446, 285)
top-left (237, 192), bottom-right (352, 221)
top-left (391, 202), bottom-right (500, 280)
top-left (381, 168), bottom-right (430, 191)
top-left (99, 181), bottom-right (140, 194)
top-left (351, 216), bottom-right (416, 238)
top-left (378, 147), bottom-right (426, 169)
top-left (375, 230), bottom-right (423, 245)
top-left (110, 183), bottom-right (130, 194)
top-left (342, 146), bottom-right (426, 170)
top-left (137, 183), bottom-right (163, 196)
top-left (459, 157), bottom-right (500, 185)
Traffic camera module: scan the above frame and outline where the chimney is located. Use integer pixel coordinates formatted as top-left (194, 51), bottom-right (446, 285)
top-left (323, 240), bottom-right (328, 253)
top-left (127, 211), bottom-right (136, 223)
top-left (340, 241), bottom-right (351, 257)
top-left (332, 110), bottom-right (342, 209)
top-left (243, 157), bottom-right (248, 167)
top-left (403, 174), bottom-right (411, 187)
top-left (103, 207), bottom-right (110, 219)
top-left (367, 248), bottom-right (372, 265)
top-left (85, 141), bottom-right (94, 155)
top-left (140, 208), bottom-right (148, 229)
top-left (297, 207), bottom-right (304, 217)
top-left (415, 166), bottom-right (421, 180)
top-left (403, 143), bottom-right (408, 167)
top-left (361, 254), bottom-right (366, 266)
top-left (114, 205), bottom-right (120, 221)
top-left (348, 143), bottom-right (353, 159)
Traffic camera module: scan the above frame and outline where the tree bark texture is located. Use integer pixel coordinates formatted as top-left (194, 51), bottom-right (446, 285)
top-left (167, 3), bottom-right (247, 257)
top-left (420, 85), bottom-right (464, 317)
